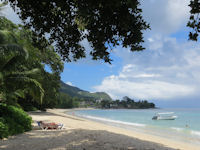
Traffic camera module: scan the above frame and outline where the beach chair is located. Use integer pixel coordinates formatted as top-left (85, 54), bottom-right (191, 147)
top-left (57, 123), bottom-right (64, 129)
top-left (37, 121), bottom-right (64, 130)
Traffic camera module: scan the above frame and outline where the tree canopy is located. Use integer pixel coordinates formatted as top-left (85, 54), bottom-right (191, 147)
top-left (188, 0), bottom-right (200, 41)
top-left (0, 18), bottom-right (44, 105)
top-left (2, 0), bottom-right (200, 61)
top-left (0, 16), bottom-right (64, 109)
top-left (5, 0), bottom-right (149, 63)
top-left (100, 96), bottom-right (155, 109)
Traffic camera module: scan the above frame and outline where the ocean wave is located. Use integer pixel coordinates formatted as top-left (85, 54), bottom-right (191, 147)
top-left (191, 130), bottom-right (200, 137)
top-left (171, 127), bottom-right (184, 131)
top-left (171, 127), bottom-right (200, 137)
top-left (81, 115), bottom-right (146, 127)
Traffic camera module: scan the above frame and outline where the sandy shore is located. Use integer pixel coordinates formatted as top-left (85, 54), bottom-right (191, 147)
top-left (0, 109), bottom-right (198, 150)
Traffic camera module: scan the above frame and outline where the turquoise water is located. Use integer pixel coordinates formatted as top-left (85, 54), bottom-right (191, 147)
top-left (71, 108), bottom-right (200, 145)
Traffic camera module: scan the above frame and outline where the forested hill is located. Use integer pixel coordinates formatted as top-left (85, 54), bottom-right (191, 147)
top-left (60, 81), bottom-right (112, 101)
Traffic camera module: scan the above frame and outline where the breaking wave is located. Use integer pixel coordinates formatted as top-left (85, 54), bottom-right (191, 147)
top-left (81, 115), bottom-right (146, 127)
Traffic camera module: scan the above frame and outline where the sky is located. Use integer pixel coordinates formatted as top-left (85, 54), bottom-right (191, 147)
top-left (3, 0), bottom-right (200, 108)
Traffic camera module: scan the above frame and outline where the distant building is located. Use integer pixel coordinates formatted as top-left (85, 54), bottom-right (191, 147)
top-left (79, 101), bottom-right (86, 107)
top-left (96, 98), bottom-right (103, 103)
top-left (109, 103), bottom-right (118, 108)
top-left (127, 104), bottom-right (131, 108)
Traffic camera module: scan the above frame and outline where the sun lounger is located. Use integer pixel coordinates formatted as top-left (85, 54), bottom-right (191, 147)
top-left (37, 121), bottom-right (64, 130)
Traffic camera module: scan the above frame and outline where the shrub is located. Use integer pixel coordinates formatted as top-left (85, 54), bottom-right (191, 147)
top-left (0, 103), bottom-right (32, 139)
top-left (0, 118), bottom-right (9, 139)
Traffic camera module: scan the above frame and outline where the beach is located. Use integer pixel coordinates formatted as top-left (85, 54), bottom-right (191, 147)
top-left (0, 109), bottom-right (198, 150)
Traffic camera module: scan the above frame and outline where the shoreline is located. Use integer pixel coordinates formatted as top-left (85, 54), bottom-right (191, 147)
top-left (71, 108), bottom-right (200, 146)
top-left (0, 108), bottom-right (198, 150)
top-left (47, 109), bottom-right (199, 150)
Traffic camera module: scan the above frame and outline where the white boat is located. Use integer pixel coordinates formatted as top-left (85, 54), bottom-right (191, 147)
top-left (152, 112), bottom-right (177, 120)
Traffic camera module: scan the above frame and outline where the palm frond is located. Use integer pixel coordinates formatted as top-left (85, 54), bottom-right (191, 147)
top-left (0, 72), bottom-right (2, 81)
top-left (4, 75), bottom-right (44, 104)
top-left (0, 44), bottom-right (28, 57)
top-left (13, 90), bottom-right (25, 99)
top-left (0, 30), bottom-right (19, 44)
top-left (0, 44), bottom-right (28, 71)
top-left (0, 22), bottom-right (45, 105)
top-left (0, 72), bottom-right (3, 92)
top-left (25, 78), bottom-right (44, 104)
top-left (18, 68), bottom-right (41, 77)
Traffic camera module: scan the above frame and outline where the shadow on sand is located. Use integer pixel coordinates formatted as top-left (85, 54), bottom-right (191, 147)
top-left (29, 111), bottom-right (85, 121)
top-left (0, 128), bottom-right (177, 150)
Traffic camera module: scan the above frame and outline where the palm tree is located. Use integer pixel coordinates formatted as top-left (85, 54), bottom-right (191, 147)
top-left (0, 29), bottom-right (44, 104)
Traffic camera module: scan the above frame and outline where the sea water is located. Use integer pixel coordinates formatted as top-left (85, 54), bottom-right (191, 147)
top-left (69, 108), bottom-right (200, 146)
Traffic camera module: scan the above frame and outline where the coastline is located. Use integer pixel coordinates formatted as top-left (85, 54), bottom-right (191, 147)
top-left (0, 108), bottom-right (198, 150)
top-left (49, 109), bottom-right (199, 150)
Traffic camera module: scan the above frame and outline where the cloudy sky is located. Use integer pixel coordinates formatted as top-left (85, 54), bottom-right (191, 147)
top-left (4, 0), bottom-right (200, 107)
top-left (93, 0), bottom-right (200, 107)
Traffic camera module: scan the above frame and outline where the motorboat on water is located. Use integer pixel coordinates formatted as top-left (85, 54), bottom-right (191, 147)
top-left (152, 112), bottom-right (177, 120)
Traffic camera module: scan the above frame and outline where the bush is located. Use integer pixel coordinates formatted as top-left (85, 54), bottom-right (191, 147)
top-left (0, 118), bottom-right (9, 139)
top-left (0, 103), bottom-right (32, 139)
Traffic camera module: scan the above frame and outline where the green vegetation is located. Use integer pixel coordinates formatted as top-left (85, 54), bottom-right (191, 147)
top-left (0, 16), bottom-right (63, 138)
top-left (58, 83), bottom-right (156, 109)
top-left (56, 81), bottom-right (112, 108)
top-left (100, 96), bottom-right (155, 109)
top-left (0, 16), bottom-right (112, 111)
top-left (0, 16), bottom-right (64, 109)
top-left (0, 1), bottom-right (161, 139)
top-left (60, 81), bottom-right (112, 101)
top-left (5, 0), bottom-right (149, 63)
top-left (0, 104), bottom-right (32, 139)
top-left (57, 92), bottom-right (79, 108)
top-left (0, 16), bottom-right (112, 138)
top-left (0, 32), bottom-right (44, 105)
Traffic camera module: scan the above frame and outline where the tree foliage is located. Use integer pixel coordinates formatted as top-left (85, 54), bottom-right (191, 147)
top-left (60, 81), bottom-right (112, 101)
top-left (100, 96), bottom-right (155, 109)
top-left (0, 21), bottom-right (44, 104)
top-left (57, 92), bottom-right (79, 108)
top-left (0, 16), bottom-right (64, 109)
top-left (5, 0), bottom-right (149, 63)
top-left (188, 0), bottom-right (200, 41)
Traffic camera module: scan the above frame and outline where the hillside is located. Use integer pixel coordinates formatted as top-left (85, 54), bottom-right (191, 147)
top-left (60, 81), bottom-right (112, 101)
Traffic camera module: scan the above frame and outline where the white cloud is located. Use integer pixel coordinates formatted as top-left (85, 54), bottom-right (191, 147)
top-left (132, 74), bottom-right (161, 78)
top-left (122, 64), bottom-right (135, 72)
top-left (94, 77), bottom-right (194, 100)
top-left (141, 0), bottom-right (190, 35)
top-left (148, 38), bottom-right (154, 42)
top-left (66, 81), bottom-right (73, 86)
top-left (94, 36), bottom-right (200, 101)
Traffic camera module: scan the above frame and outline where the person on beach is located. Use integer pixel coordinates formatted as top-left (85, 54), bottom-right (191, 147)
top-left (185, 124), bottom-right (189, 128)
